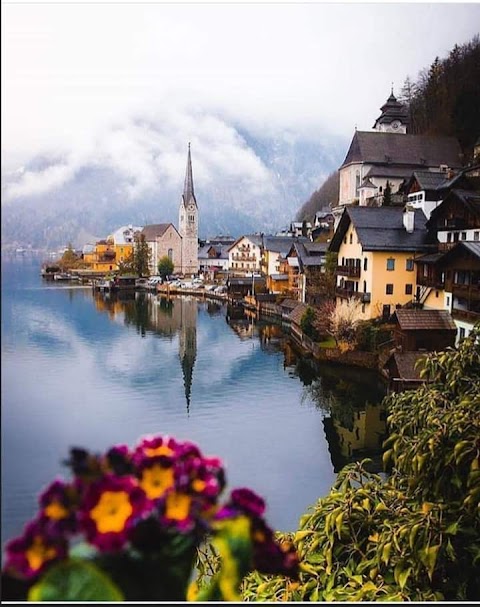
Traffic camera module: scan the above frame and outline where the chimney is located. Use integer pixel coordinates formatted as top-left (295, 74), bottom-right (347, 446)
top-left (403, 204), bottom-right (415, 233)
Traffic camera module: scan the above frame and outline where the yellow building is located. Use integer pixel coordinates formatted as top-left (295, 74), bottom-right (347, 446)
top-left (328, 206), bottom-right (436, 320)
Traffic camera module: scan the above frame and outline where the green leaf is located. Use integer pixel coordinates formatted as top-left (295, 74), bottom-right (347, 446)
top-left (28, 559), bottom-right (124, 602)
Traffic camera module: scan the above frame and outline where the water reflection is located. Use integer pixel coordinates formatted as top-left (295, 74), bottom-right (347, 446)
top-left (92, 291), bottom-right (387, 473)
top-left (284, 345), bottom-right (387, 473)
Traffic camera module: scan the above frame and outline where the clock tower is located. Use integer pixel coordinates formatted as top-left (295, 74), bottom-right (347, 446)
top-left (373, 89), bottom-right (409, 134)
top-left (178, 143), bottom-right (199, 275)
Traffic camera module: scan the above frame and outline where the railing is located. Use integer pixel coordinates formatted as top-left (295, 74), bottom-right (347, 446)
top-left (232, 254), bottom-right (257, 262)
top-left (336, 265), bottom-right (361, 278)
top-left (417, 276), bottom-right (444, 289)
top-left (451, 283), bottom-right (480, 296)
top-left (336, 287), bottom-right (371, 303)
top-left (452, 308), bottom-right (480, 322)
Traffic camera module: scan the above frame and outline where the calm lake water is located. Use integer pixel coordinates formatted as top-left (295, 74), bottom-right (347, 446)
top-left (1, 254), bottom-right (387, 548)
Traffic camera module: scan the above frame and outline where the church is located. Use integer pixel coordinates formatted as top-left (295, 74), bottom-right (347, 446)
top-left (142, 144), bottom-right (199, 276)
top-left (335, 91), bottom-right (463, 219)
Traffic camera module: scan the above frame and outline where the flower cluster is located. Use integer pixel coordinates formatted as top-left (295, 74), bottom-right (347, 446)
top-left (2, 433), bottom-right (298, 601)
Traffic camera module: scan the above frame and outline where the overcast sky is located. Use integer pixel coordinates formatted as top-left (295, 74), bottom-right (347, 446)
top-left (2, 1), bottom-right (480, 200)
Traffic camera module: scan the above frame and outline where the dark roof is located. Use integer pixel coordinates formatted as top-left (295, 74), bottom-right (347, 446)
top-left (329, 206), bottom-right (435, 253)
top-left (227, 234), bottom-right (264, 251)
top-left (406, 171), bottom-right (450, 192)
top-left (340, 132), bottom-right (462, 169)
top-left (279, 298), bottom-right (298, 310)
top-left (142, 224), bottom-right (175, 240)
top-left (359, 178), bottom-right (376, 189)
top-left (428, 189), bottom-right (480, 226)
top-left (365, 166), bottom-right (416, 180)
top-left (303, 242), bottom-right (328, 254)
top-left (373, 92), bottom-right (410, 128)
top-left (438, 241), bottom-right (480, 264)
top-left (393, 309), bottom-right (456, 331)
top-left (415, 252), bottom-right (444, 264)
top-left (387, 351), bottom-right (427, 380)
top-left (288, 303), bottom-right (309, 326)
top-left (263, 236), bottom-right (309, 254)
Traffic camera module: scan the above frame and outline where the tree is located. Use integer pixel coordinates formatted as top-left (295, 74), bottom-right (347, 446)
top-left (383, 180), bottom-right (393, 206)
top-left (58, 243), bottom-right (80, 270)
top-left (133, 233), bottom-right (151, 277)
top-left (241, 325), bottom-right (480, 601)
top-left (157, 256), bottom-right (174, 279)
top-left (296, 171), bottom-right (340, 223)
top-left (328, 297), bottom-right (363, 349)
top-left (300, 306), bottom-right (317, 340)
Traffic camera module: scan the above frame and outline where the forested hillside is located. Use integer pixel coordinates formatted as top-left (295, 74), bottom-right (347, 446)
top-left (400, 35), bottom-right (480, 159)
top-left (296, 35), bottom-right (480, 223)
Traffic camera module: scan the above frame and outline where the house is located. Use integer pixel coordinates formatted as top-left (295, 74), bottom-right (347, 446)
top-left (198, 243), bottom-right (230, 277)
top-left (427, 187), bottom-right (480, 251)
top-left (261, 236), bottom-right (309, 278)
top-left (227, 235), bottom-right (263, 276)
top-left (111, 224), bottom-right (143, 264)
top-left (392, 308), bottom-right (457, 351)
top-left (382, 351), bottom-right (428, 393)
top-left (142, 223), bottom-right (183, 275)
top-left (328, 205), bottom-right (436, 320)
top-left (416, 242), bottom-right (480, 341)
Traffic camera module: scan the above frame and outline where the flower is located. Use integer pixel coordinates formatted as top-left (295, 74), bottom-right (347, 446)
top-left (215, 487), bottom-right (266, 520)
top-left (79, 474), bottom-right (149, 551)
top-left (38, 479), bottom-right (77, 535)
top-left (3, 520), bottom-right (67, 580)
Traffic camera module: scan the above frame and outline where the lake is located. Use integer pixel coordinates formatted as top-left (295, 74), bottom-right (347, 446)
top-left (1, 253), bottom-right (387, 547)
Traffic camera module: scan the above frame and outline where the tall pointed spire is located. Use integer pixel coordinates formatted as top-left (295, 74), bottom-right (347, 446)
top-left (182, 142), bottom-right (196, 208)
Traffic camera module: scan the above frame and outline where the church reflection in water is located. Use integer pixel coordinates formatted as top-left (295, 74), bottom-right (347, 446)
top-left (93, 291), bottom-right (197, 412)
top-left (92, 291), bottom-right (387, 470)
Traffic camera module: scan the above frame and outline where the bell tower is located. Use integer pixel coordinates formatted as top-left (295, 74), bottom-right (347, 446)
top-left (178, 143), bottom-right (199, 275)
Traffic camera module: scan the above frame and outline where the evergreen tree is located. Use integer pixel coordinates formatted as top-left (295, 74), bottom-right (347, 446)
top-left (383, 180), bottom-right (393, 206)
top-left (133, 233), bottom-right (151, 277)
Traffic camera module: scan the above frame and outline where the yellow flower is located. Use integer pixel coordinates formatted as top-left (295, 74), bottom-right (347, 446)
top-left (90, 491), bottom-right (133, 534)
top-left (140, 464), bottom-right (175, 499)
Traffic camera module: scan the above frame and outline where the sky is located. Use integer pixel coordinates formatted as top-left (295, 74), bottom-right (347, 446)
top-left (2, 1), bottom-right (480, 204)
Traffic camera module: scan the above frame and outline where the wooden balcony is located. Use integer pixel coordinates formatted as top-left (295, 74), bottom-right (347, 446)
top-left (336, 287), bottom-right (371, 303)
top-left (451, 283), bottom-right (480, 299)
top-left (336, 265), bottom-right (361, 278)
top-left (452, 308), bottom-right (480, 323)
top-left (417, 275), bottom-right (444, 289)
top-left (232, 254), bottom-right (257, 262)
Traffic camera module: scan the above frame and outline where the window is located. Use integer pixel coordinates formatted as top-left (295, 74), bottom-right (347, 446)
top-left (382, 304), bottom-right (391, 320)
top-left (363, 258), bottom-right (368, 271)
top-left (168, 248), bottom-right (173, 261)
top-left (386, 284), bottom-right (394, 295)
top-left (406, 258), bottom-right (414, 271)
top-left (474, 231), bottom-right (479, 242)
top-left (387, 258), bottom-right (395, 271)
top-left (344, 236), bottom-right (347, 244)
top-left (447, 232), bottom-right (452, 242)
top-left (405, 284), bottom-right (413, 295)
top-left (446, 296), bottom-right (450, 307)
top-left (461, 232), bottom-right (467, 240)
top-left (363, 280), bottom-right (367, 292)
top-left (355, 171), bottom-right (360, 196)
top-left (349, 233), bottom-right (353, 244)
top-left (459, 327), bottom-right (466, 341)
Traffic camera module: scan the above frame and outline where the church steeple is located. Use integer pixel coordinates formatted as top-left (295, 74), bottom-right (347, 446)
top-left (372, 89), bottom-right (409, 134)
top-left (182, 142), bottom-right (197, 208)
top-left (178, 142), bottom-right (199, 275)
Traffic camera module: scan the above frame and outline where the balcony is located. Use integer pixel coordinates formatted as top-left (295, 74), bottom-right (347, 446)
top-left (336, 265), bottom-right (361, 278)
top-left (451, 282), bottom-right (480, 299)
top-left (232, 254), bottom-right (257, 262)
top-left (445, 218), bottom-right (467, 230)
top-left (452, 308), bottom-right (480, 323)
top-left (336, 287), bottom-right (371, 303)
top-left (417, 275), bottom-right (444, 289)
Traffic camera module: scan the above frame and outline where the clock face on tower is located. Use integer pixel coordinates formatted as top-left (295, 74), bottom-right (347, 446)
top-left (188, 204), bottom-right (195, 212)
top-left (391, 120), bottom-right (401, 130)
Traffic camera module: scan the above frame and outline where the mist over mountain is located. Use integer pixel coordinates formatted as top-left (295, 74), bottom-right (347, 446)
top-left (1, 116), bottom-right (346, 250)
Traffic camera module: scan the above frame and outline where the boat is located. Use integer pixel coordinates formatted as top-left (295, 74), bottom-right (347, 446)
top-left (53, 272), bottom-right (73, 281)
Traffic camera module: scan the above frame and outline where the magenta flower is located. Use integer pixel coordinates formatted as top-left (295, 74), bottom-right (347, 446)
top-left (104, 444), bottom-right (133, 476)
top-left (3, 520), bottom-right (67, 580)
top-left (38, 479), bottom-right (77, 535)
top-left (79, 474), bottom-right (150, 552)
top-left (132, 435), bottom-right (180, 468)
top-left (216, 487), bottom-right (266, 521)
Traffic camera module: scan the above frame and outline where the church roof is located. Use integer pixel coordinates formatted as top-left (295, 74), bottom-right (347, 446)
top-left (373, 91), bottom-right (410, 128)
top-left (341, 132), bottom-right (463, 170)
top-left (142, 223), bottom-right (176, 241)
top-left (181, 142), bottom-right (197, 208)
